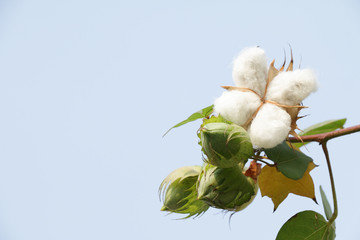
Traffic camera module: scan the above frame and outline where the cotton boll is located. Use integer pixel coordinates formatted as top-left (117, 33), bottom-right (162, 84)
top-left (214, 91), bottom-right (261, 126)
top-left (248, 103), bottom-right (291, 149)
top-left (266, 69), bottom-right (318, 106)
top-left (232, 47), bottom-right (268, 96)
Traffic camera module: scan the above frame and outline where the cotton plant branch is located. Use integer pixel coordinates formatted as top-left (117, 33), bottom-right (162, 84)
top-left (288, 124), bottom-right (360, 143)
top-left (288, 124), bottom-right (360, 225)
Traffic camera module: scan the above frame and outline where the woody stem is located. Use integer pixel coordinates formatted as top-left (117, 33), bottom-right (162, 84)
top-left (288, 124), bottom-right (360, 143)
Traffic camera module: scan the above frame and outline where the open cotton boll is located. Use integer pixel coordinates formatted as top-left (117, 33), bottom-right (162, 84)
top-left (266, 69), bottom-right (318, 106)
top-left (214, 91), bottom-right (261, 126)
top-left (232, 47), bottom-right (268, 96)
top-left (248, 103), bottom-right (291, 149)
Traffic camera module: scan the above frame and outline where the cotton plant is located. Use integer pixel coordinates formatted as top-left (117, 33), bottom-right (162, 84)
top-left (159, 46), bottom-right (359, 239)
top-left (214, 47), bottom-right (317, 148)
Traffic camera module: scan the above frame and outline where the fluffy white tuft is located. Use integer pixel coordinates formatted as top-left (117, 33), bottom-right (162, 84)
top-left (248, 103), bottom-right (291, 149)
top-left (266, 69), bottom-right (318, 106)
top-left (232, 47), bottom-right (268, 96)
top-left (214, 90), bottom-right (261, 126)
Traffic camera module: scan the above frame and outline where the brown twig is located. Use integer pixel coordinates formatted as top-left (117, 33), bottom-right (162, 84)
top-left (288, 124), bottom-right (360, 143)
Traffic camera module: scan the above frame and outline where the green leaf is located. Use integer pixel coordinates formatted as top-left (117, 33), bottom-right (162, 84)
top-left (265, 141), bottom-right (313, 180)
top-left (320, 186), bottom-right (333, 221)
top-left (301, 118), bottom-right (346, 136)
top-left (276, 210), bottom-right (335, 240)
top-left (163, 105), bottom-right (214, 137)
top-left (294, 119), bottom-right (346, 148)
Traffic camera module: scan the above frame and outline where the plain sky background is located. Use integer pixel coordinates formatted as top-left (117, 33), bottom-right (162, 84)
top-left (0, 0), bottom-right (359, 239)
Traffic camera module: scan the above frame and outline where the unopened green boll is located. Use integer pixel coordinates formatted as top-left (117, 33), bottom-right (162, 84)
top-left (197, 163), bottom-right (258, 212)
top-left (159, 166), bottom-right (209, 218)
top-left (200, 122), bottom-right (253, 168)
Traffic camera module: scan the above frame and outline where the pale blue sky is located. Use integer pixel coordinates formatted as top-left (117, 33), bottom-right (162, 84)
top-left (0, 1), bottom-right (359, 239)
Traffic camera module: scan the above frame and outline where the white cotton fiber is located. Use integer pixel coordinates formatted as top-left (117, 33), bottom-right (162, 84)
top-left (214, 90), bottom-right (261, 126)
top-left (232, 47), bottom-right (268, 96)
top-left (266, 69), bottom-right (318, 106)
top-left (248, 103), bottom-right (291, 149)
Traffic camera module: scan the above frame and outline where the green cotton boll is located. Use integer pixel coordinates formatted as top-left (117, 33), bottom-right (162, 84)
top-left (200, 122), bottom-right (254, 168)
top-left (161, 178), bottom-right (195, 211)
top-left (197, 163), bottom-right (258, 212)
top-left (159, 166), bottom-right (209, 218)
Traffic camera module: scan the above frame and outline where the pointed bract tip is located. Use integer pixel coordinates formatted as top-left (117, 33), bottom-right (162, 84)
top-left (279, 49), bottom-right (286, 71)
top-left (285, 44), bottom-right (294, 71)
top-left (221, 86), bottom-right (231, 90)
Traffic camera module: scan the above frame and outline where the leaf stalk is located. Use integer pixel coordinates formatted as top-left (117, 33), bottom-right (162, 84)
top-left (321, 141), bottom-right (337, 225)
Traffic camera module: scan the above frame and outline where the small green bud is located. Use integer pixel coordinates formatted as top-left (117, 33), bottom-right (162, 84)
top-left (197, 163), bottom-right (258, 212)
top-left (200, 122), bottom-right (253, 168)
top-left (159, 166), bottom-right (209, 218)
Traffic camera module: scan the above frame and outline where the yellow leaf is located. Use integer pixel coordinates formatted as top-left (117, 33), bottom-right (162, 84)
top-left (258, 162), bottom-right (316, 211)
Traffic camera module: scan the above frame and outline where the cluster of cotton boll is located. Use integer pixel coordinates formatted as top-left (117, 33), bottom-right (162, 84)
top-left (214, 47), bottom-right (318, 149)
